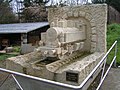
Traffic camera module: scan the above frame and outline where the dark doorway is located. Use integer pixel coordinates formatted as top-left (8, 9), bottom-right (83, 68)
top-left (0, 34), bottom-right (21, 50)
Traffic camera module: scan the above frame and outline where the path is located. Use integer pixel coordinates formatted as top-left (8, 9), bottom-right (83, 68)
top-left (100, 67), bottom-right (120, 90)
top-left (0, 67), bottom-right (120, 90)
top-left (0, 71), bottom-right (16, 90)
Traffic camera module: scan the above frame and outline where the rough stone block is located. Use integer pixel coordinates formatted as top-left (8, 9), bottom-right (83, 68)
top-left (85, 13), bottom-right (92, 21)
top-left (6, 57), bottom-right (25, 73)
top-left (21, 44), bottom-right (35, 54)
top-left (58, 20), bottom-right (67, 28)
top-left (5, 47), bottom-right (13, 53)
top-left (67, 11), bottom-right (73, 17)
top-left (79, 11), bottom-right (86, 17)
top-left (91, 27), bottom-right (97, 34)
top-left (74, 11), bottom-right (79, 17)
top-left (91, 35), bottom-right (97, 42)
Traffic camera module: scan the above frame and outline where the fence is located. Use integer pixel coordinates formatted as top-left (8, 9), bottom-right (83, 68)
top-left (0, 41), bottom-right (117, 90)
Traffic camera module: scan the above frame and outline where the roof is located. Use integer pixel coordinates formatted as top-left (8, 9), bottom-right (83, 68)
top-left (0, 22), bottom-right (49, 34)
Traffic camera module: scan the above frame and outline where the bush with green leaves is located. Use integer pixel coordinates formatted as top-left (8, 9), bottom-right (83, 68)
top-left (13, 46), bottom-right (21, 53)
top-left (107, 23), bottom-right (120, 65)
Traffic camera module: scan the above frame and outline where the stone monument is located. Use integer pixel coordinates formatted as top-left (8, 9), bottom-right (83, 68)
top-left (6, 4), bottom-right (107, 86)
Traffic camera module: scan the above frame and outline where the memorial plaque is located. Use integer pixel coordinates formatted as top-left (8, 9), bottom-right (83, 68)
top-left (66, 72), bottom-right (78, 83)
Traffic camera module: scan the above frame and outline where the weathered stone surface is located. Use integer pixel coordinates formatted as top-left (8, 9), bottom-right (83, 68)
top-left (54, 52), bottom-right (104, 85)
top-left (5, 47), bottom-right (14, 53)
top-left (91, 42), bottom-right (97, 53)
top-left (91, 35), bottom-right (97, 42)
top-left (6, 51), bottom-right (42, 73)
top-left (48, 4), bottom-right (107, 53)
top-left (21, 44), bottom-right (36, 54)
top-left (7, 52), bottom-right (104, 86)
top-left (91, 27), bottom-right (97, 34)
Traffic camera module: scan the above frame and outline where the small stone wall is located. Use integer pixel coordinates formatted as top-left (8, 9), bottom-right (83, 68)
top-left (6, 51), bottom-right (42, 73)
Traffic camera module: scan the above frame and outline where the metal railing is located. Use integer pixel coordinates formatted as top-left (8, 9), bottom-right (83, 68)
top-left (0, 41), bottom-right (117, 90)
top-left (96, 40), bottom-right (117, 90)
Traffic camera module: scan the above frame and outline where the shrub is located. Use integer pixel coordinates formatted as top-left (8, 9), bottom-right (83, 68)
top-left (13, 46), bottom-right (21, 53)
top-left (107, 23), bottom-right (120, 65)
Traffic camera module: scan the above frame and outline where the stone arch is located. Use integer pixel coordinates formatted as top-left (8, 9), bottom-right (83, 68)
top-left (64, 10), bottom-right (97, 53)
top-left (49, 8), bottom-right (97, 53)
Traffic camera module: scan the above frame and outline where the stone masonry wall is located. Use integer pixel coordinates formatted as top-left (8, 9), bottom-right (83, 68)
top-left (48, 4), bottom-right (107, 53)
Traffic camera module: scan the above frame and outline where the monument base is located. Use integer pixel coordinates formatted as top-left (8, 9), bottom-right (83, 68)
top-left (6, 51), bottom-right (104, 85)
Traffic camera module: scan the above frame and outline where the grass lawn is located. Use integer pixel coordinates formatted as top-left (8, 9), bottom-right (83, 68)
top-left (0, 53), bottom-right (18, 61)
top-left (0, 46), bottom-right (20, 61)
top-left (107, 23), bottom-right (120, 65)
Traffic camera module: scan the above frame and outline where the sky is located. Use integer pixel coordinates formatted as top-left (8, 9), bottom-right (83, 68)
top-left (47, 0), bottom-right (92, 5)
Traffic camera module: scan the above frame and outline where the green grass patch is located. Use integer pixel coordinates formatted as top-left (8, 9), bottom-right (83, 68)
top-left (107, 23), bottom-right (120, 65)
top-left (13, 46), bottom-right (21, 53)
top-left (0, 46), bottom-right (20, 61)
top-left (0, 53), bottom-right (17, 61)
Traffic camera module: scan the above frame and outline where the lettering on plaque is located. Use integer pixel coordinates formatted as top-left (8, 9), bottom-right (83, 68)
top-left (66, 71), bottom-right (78, 83)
